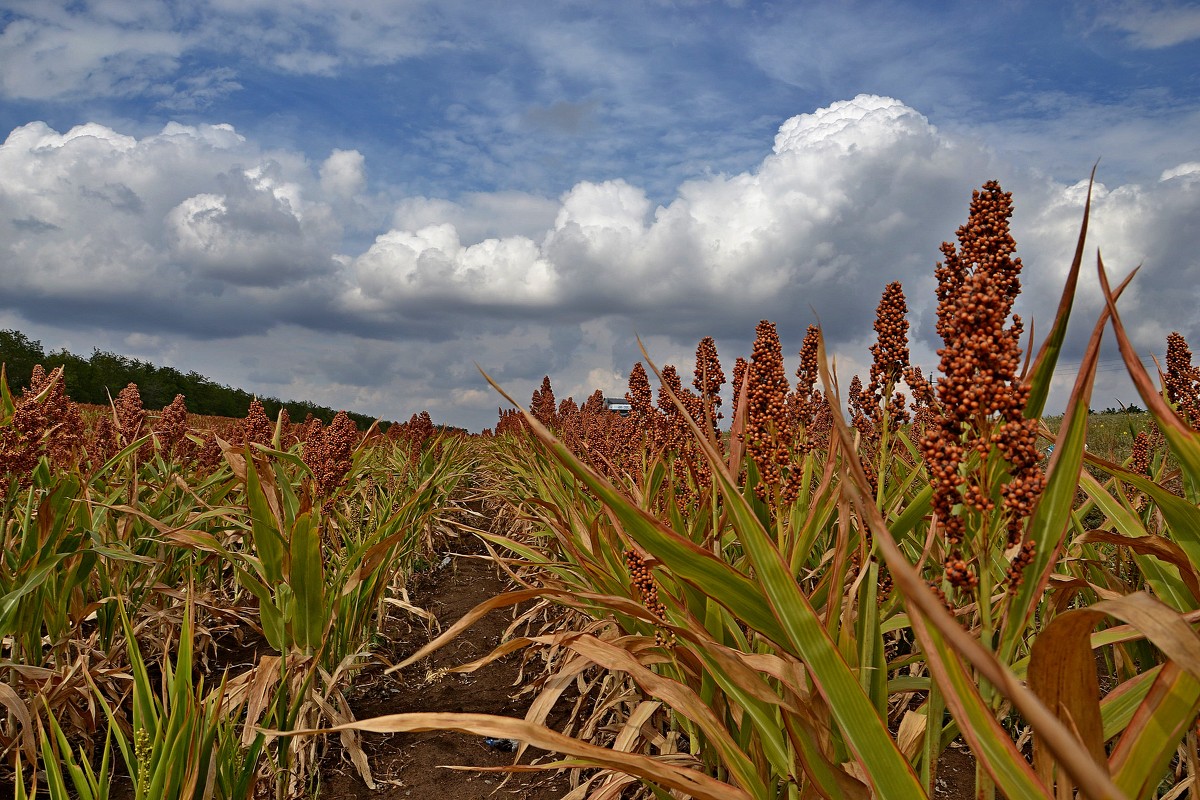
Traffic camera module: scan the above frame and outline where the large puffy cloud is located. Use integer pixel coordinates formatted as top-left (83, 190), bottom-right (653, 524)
top-left (346, 225), bottom-right (557, 311)
top-left (321, 95), bottom-right (1198, 426)
top-left (1, 95), bottom-right (1198, 430)
top-left (346, 95), bottom-right (995, 343)
top-left (0, 120), bottom-right (343, 334)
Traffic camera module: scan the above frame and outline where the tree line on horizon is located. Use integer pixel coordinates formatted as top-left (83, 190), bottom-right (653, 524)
top-left (0, 328), bottom-right (387, 429)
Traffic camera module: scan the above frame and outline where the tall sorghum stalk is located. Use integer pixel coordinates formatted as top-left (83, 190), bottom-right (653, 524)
top-left (90, 412), bottom-right (120, 465)
top-left (731, 356), bottom-right (748, 420)
top-left (1131, 430), bottom-right (1153, 476)
top-left (743, 321), bottom-right (799, 505)
top-left (36, 367), bottom-right (85, 468)
top-left (867, 281), bottom-right (911, 434)
top-left (626, 362), bottom-right (657, 444)
top-left (195, 431), bottom-right (222, 472)
top-left (557, 396), bottom-right (583, 453)
top-left (0, 365), bottom-right (85, 484)
top-left (115, 383), bottom-right (146, 447)
top-left (858, 282), bottom-right (914, 500)
top-left (301, 410), bottom-right (357, 513)
top-left (659, 365), bottom-right (708, 508)
top-left (578, 396), bottom-right (633, 479)
top-left (577, 391), bottom-right (612, 467)
top-left (658, 366), bottom-right (691, 450)
top-left (385, 410), bottom-right (438, 466)
top-left (786, 325), bottom-right (821, 451)
top-left (531, 376), bottom-right (558, 430)
top-left (921, 181), bottom-right (1044, 603)
top-left (904, 365), bottom-right (938, 438)
top-left (847, 374), bottom-right (880, 495)
top-left (153, 394), bottom-right (192, 464)
top-left (657, 366), bottom-right (692, 505)
top-left (795, 325), bottom-right (820, 401)
top-left (785, 325), bottom-right (837, 456)
top-left (240, 398), bottom-right (273, 448)
top-left (494, 407), bottom-right (526, 437)
top-left (1165, 332), bottom-right (1200, 428)
top-left (917, 181), bottom-right (1047, 800)
top-left (692, 336), bottom-right (725, 436)
top-left (919, 183), bottom-right (1045, 799)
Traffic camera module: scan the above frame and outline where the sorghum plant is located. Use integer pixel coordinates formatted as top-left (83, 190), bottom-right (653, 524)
top-left (626, 362), bottom-right (655, 436)
top-left (867, 281), bottom-right (911, 433)
top-left (742, 321), bottom-right (798, 504)
top-left (849, 283), bottom-right (917, 500)
top-left (730, 356), bottom-right (747, 420)
top-left (658, 365), bottom-right (706, 508)
top-left (657, 366), bottom-right (690, 451)
top-left (786, 325), bottom-right (820, 448)
top-left (194, 432), bottom-right (223, 472)
top-left (1165, 331), bottom-right (1200, 427)
top-left (153, 394), bottom-right (192, 464)
top-left (848, 375), bottom-right (875, 443)
top-left (0, 366), bottom-right (85, 484)
top-left (301, 410), bottom-right (357, 511)
top-left (239, 398), bottom-right (273, 448)
top-left (494, 407), bottom-right (526, 437)
top-left (624, 548), bottom-right (674, 648)
top-left (395, 410), bottom-right (439, 462)
top-left (904, 365), bottom-right (938, 437)
top-left (920, 181), bottom-right (1044, 603)
top-left (88, 412), bottom-right (120, 465)
top-left (530, 376), bottom-right (558, 430)
top-left (692, 336), bottom-right (725, 434)
top-left (114, 383), bottom-right (146, 446)
top-left (557, 396), bottom-right (583, 452)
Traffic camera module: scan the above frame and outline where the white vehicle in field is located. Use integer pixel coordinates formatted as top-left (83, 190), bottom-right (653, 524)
top-left (603, 397), bottom-right (632, 416)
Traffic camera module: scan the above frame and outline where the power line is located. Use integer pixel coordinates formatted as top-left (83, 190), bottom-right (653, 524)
top-left (1049, 357), bottom-right (1159, 377)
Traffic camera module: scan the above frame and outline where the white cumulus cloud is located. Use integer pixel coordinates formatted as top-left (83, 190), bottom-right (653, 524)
top-left (320, 149), bottom-right (366, 198)
top-left (1, 95), bottom-right (1198, 430)
top-left (0, 119), bottom-right (341, 331)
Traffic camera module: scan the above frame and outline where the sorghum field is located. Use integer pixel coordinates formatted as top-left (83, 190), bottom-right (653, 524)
top-left (3, 179), bottom-right (1200, 800)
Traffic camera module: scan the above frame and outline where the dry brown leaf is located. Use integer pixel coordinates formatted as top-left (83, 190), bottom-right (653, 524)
top-left (275, 711), bottom-right (748, 800)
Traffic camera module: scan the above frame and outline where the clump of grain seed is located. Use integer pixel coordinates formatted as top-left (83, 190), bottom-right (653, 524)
top-left (624, 549), bottom-right (674, 649)
top-left (693, 336), bottom-right (725, 433)
top-left (920, 181), bottom-right (1044, 595)
top-left (240, 398), bottom-right (273, 448)
top-left (743, 321), bottom-right (799, 503)
top-left (1166, 332), bottom-right (1200, 428)
top-left (154, 394), bottom-right (192, 463)
top-left (531, 376), bottom-right (558, 430)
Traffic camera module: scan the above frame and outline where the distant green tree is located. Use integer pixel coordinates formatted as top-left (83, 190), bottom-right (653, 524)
top-left (0, 327), bottom-right (394, 428)
top-left (0, 330), bottom-right (46, 391)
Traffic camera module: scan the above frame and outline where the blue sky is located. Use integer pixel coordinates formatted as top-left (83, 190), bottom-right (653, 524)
top-left (1, 0), bottom-right (1199, 429)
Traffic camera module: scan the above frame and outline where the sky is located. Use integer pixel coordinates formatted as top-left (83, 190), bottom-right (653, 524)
top-left (1, 0), bottom-right (1198, 431)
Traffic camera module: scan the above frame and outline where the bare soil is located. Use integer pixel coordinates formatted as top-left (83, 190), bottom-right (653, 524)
top-left (933, 743), bottom-right (977, 799)
top-left (315, 532), bottom-right (574, 800)
top-left (314, 529), bottom-right (980, 799)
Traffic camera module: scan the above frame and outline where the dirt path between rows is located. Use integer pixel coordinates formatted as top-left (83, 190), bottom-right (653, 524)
top-left (312, 525), bottom-right (977, 800)
top-left (316, 531), bottom-right (574, 800)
